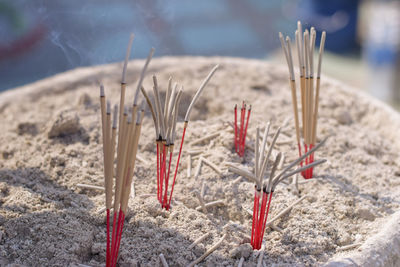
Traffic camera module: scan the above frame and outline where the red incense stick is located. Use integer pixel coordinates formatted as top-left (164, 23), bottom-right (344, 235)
top-left (142, 65), bottom-right (218, 210)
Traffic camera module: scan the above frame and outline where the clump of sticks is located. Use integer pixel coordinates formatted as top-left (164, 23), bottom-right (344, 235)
top-left (141, 65), bottom-right (219, 210)
top-left (100, 34), bottom-right (154, 267)
top-left (234, 101), bottom-right (251, 157)
top-left (230, 122), bottom-right (327, 250)
top-left (279, 21), bottom-right (326, 179)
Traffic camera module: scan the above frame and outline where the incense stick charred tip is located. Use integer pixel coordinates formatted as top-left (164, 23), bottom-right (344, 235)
top-left (106, 101), bottom-right (111, 114)
top-left (112, 105), bottom-right (118, 128)
top-left (100, 84), bottom-right (105, 97)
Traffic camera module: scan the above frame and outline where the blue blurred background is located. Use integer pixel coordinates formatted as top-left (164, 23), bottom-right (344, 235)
top-left (0, 0), bottom-right (399, 107)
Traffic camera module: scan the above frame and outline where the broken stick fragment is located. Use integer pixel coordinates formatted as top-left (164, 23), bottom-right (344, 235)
top-left (187, 234), bottom-right (227, 267)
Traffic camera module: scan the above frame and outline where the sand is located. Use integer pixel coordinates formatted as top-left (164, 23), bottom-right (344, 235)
top-left (1, 57), bottom-right (400, 267)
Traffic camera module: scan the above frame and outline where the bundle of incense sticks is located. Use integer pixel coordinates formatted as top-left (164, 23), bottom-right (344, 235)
top-left (100, 34), bottom-right (154, 267)
top-left (234, 101), bottom-right (251, 157)
top-left (141, 65), bottom-right (219, 210)
top-left (230, 122), bottom-right (327, 250)
top-left (279, 21), bottom-right (326, 179)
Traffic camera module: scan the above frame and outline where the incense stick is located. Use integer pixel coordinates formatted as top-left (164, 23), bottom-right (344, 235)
top-left (159, 254), bottom-right (169, 267)
top-left (195, 190), bottom-right (208, 213)
top-left (184, 65), bottom-right (219, 122)
top-left (141, 65), bottom-right (219, 210)
top-left (188, 232), bottom-right (211, 249)
top-left (195, 199), bottom-right (224, 211)
top-left (77, 184), bottom-right (104, 191)
top-left (280, 23), bottom-right (327, 179)
top-left (99, 35), bottom-right (153, 267)
top-left (229, 122), bottom-right (326, 250)
top-left (189, 131), bottom-right (220, 146)
top-left (187, 234), bottom-right (227, 267)
top-left (312, 31), bottom-right (326, 145)
top-left (202, 157), bottom-right (223, 176)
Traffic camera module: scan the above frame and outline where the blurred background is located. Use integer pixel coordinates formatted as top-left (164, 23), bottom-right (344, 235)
top-left (0, 0), bottom-right (399, 108)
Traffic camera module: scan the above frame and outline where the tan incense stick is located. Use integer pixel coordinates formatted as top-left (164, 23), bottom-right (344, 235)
top-left (113, 108), bottom-right (129, 211)
top-left (121, 108), bottom-right (144, 213)
top-left (279, 33), bottom-right (300, 147)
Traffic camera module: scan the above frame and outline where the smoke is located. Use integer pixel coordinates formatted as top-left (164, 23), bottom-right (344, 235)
top-left (48, 30), bottom-right (84, 67)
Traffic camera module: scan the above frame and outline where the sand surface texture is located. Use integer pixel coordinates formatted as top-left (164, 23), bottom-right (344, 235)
top-left (1, 57), bottom-right (400, 267)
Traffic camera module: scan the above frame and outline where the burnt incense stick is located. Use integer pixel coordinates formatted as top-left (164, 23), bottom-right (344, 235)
top-left (99, 85), bottom-right (112, 267)
top-left (280, 22), bottom-right (327, 179)
top-left (142, 65), bottom-right (219, 210)
top-left (312, 31), bottom-right (326, 145)
top-left (279, 34), bottom-right (301, 154)
top-left (229, 122), bottom-right (326, 250)
top-left (98, 35), bottom-right (153, 267)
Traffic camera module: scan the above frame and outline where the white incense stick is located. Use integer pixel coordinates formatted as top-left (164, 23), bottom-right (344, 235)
top-left (121, 33), bottom-right (135, 84)
top-left (190, 131), bottom-right (220, 146)
top-left (227, 164), bottom-right (257, 184)
top-left (184, 65), bottom-right (219, 122)
top-left (264, 195), bottom-right (309, 229)
top-left (164, 77), bottom-right (172, 126)
top-left (133, 48), bottom-right (155, 106)
top-left (141, 86), bottom-right (159, 138)
top-left (152, 75), bottom-right (165, 139)
top-left (310, 28), bottom-right (316, 78)
top-left (259, 122), bottom-right (271, 168)
top-left (297, 21), bottom-right (304, 69)
top-left (285, 36), bottom-right (295, 81)
top-left (194, 157), bottom-right (203, 179)
top-left (202, 157), bottom-right (223, 176)
top-left (317, 31), bottom-right (326, 78)
top-left (195, 200), bottom-right (224, 211)
top-left (279, 32), bottom-right (294, 80)
top-left (271, 137), bottom-right (327, 184)
top-left (273, 159), bottom-right (326, 189)
top-left (171, 89), bottom-right (183, 143)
